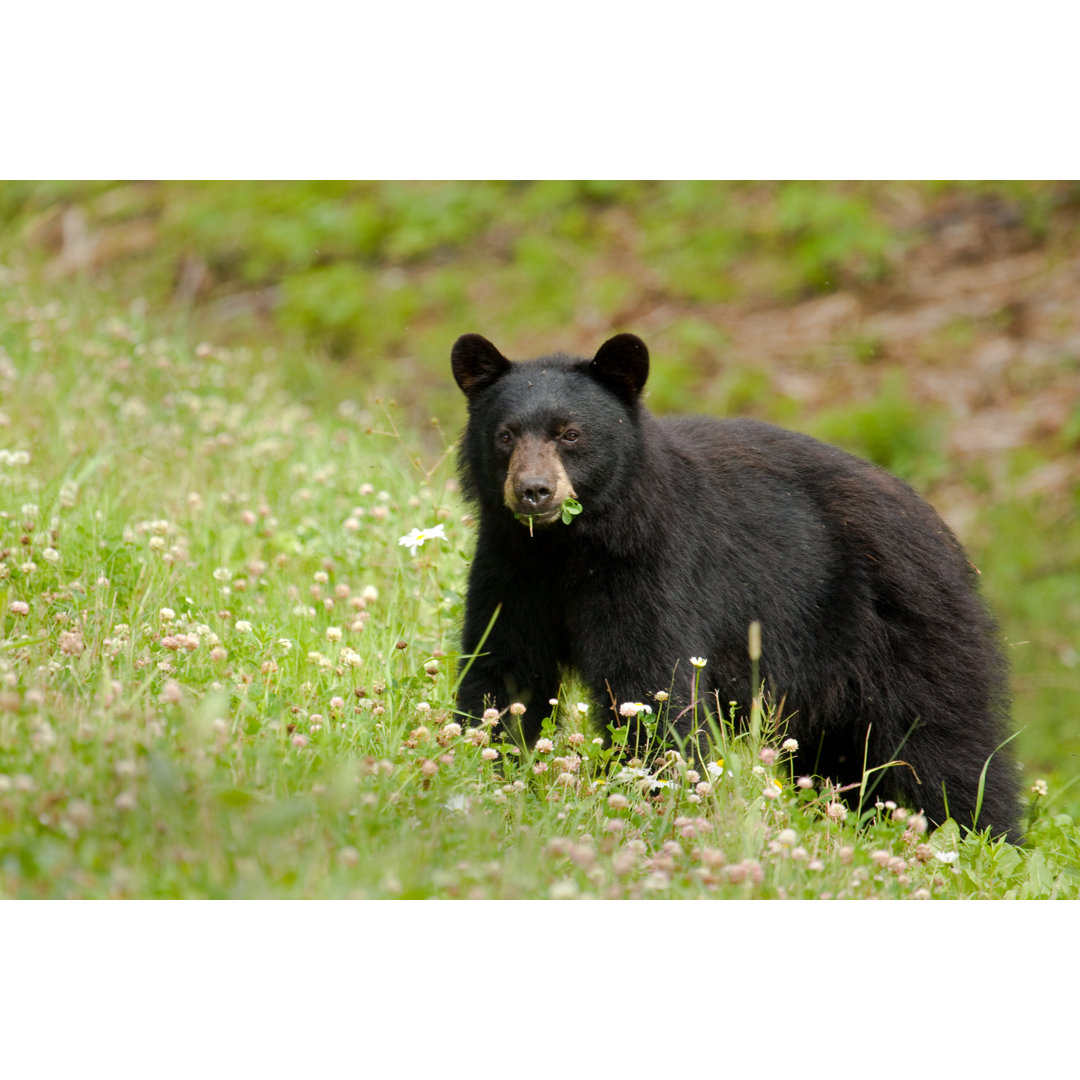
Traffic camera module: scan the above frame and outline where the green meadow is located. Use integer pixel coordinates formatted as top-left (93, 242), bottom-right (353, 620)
top-left (1, 181), bottom-right (1077, 898)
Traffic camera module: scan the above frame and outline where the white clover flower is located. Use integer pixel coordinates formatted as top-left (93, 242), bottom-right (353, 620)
top-left (160, 680), bottom-right (182, 705)
top-left (234, 620), bottom-right (253, 633)
top-left (325, 626), bottom-right (343, 642)
top-left (1031, 779), bottom-right (1048, 797)
top-left (619, 701), bottom-right (652, 717)
top-left (397, 523), bottom-right (447, 556)
top-left (782, 737), bottom-right (799, 752)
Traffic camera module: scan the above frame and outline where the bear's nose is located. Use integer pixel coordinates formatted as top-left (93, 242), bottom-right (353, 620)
top-left (516, 477), bottom-right (555, 511)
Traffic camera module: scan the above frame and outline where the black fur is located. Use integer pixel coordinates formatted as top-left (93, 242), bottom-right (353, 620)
top-left (452, 333), bottom-right (1021, 841)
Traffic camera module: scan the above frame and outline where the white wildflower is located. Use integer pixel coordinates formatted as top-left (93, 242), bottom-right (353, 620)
top-left (397, 523), bottom-right (447, 556)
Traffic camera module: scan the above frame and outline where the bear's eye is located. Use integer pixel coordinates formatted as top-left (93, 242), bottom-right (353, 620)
top-left (496, 429), bottom-right (513, 446)
top-left (560, 429), bottom-right (580, 445)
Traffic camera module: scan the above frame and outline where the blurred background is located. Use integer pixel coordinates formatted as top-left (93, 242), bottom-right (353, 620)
top-left (2, 179), bottom-right (1077, 775)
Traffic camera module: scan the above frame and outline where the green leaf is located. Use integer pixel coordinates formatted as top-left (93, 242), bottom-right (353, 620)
top-left (929, 818), bottom-right (960, 854)
top-left (560, 497), bottom-right (583, 525)
top-left (1022, 849), bottom-right (1053, 898)
top-left (217, 787), bottom-right (257, 808)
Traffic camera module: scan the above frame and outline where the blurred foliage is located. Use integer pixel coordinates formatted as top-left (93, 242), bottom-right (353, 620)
top-left (1, 179), bottom-right (1069, 376)
top-left (1, 179), bottom-right (1078, 776)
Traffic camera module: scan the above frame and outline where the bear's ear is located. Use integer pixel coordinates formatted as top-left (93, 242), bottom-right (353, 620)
top-left (590, 333), bottom-right (649, 401)
top-left (451, 334), bottom-right (513, 397)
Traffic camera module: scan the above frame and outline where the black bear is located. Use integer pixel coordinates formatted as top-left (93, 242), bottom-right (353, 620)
top-left (451, 332), bottom-right (1020, 841)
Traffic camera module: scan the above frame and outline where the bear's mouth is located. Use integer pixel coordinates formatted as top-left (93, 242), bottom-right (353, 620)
top-left (511, 505), bottom-right (563, 529)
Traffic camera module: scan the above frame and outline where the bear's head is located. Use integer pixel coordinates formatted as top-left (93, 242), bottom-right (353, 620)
top-left (452, 333), bottom-right (650, 529)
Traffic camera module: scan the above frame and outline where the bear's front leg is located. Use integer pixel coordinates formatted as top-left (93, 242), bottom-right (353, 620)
top-left (454, 593), bottom-right (563, 746)
top-left (581, 650), bottom-right (705, 760)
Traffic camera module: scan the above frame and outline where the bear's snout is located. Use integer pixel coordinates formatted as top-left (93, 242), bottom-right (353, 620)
top-left (502, 434), bottom-right (576, 524)
top-left (514, 476), bottom-right (556, 512)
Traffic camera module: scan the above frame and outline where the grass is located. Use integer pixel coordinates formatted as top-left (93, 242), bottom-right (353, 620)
top-left (5, 181), bottom-right (1078, 773)
top-left (1, 278), bottom-right (1076, 900)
